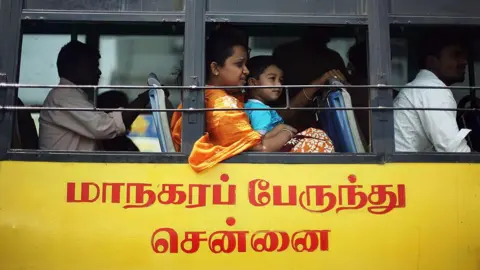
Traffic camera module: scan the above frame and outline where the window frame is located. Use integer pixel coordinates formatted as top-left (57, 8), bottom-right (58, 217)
top-left (1, 0), bottom-right (480, 164)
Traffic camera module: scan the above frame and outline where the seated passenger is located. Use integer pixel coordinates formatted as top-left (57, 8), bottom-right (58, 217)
top-left (39, 41), bottom-right (150, 151)
top-left (347, 41), bottom-right (370, 144)
top-left (272, 27), bottom-right (348, 131)
top-left (171, 26), bottom-right (332, 173)
top-left (245, 56), bottom-right (335, 153)
top-left (97, 91), bottom-right (139, 152)
top-left (394, 31), bottom-right (470, 152)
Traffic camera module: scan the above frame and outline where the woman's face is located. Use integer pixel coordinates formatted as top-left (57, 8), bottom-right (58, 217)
top-left (210, 45), bottom-right (249, 88)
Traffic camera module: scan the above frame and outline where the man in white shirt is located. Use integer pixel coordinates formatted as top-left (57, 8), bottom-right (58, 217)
top-left (39, 41), bottom-right (149, 151)
top-left (394, 32), bottom-right (471, 152)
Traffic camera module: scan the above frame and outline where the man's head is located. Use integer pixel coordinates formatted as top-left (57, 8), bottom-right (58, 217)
top-left (57, 41), bottom-right (101, 86)
top-left (348, 41), bottom-right (368, 77)
top-left (419, 30), bottom-right (468, 86)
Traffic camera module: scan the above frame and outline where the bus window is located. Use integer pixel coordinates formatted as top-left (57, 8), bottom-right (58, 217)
top-left (16, 27), bottom-right (183, 153)
top-left (474, 39), bottom-right (480, 89)
top-left (24, 0), bottom-right (185, 11)
top-left (207, 0), bottom-right (365, 15)
top-left (98, 35), bottom-right (183, 108)
top-left (390, 38), bottom-right (408, 86)
top-left (195, 24), bottom-right (370, 160)
top-left (18, 34), bottom-right (87, 137)
top-left (392, 26), bottom-right (474, 153)
top-left (19, 34), bottom-right (86, 107)
top-left (98, 35), bottom-right (183, 152)
top-left (390, 0), bottom-right (480, 17)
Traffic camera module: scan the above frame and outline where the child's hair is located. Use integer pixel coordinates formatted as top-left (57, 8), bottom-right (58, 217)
top-left (246, 55), bottom-right (277, 80)
top-left (205, 24), bottom-right (249, 80)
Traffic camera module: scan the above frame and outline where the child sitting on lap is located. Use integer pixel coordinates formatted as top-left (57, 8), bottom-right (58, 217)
top-left (245, 56), bottom-right (335, 153)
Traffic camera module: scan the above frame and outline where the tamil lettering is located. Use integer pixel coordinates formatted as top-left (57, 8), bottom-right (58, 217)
top-left (249, 174), bottom-right (406, 215)
top-left (151, 217), bottom-right (330, 254)
top-left (67, 173), bottom-right (406, 215)
top-left (66, 174), bottom-right (236, 209)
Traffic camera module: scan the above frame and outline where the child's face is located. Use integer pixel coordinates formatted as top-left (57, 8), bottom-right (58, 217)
top-left (250, 65), bottom-right (284, 103)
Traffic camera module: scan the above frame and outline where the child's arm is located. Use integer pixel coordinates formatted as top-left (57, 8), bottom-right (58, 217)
top-left (264, 124), bottom-right (297, 139)
top-left (250, 127), bottom-right (295, 152)
top-left (247, 105), bottom-right (297, 152)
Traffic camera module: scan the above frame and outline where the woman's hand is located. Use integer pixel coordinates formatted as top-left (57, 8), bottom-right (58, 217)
top-left (304, 70), bottom-right (347, 100)
top-left (310, 69), bottom-right (346, 86)
top-left (279, 69), bottom-right (347, 122)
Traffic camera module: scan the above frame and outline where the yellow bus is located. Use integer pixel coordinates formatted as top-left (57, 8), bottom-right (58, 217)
top-left (0, 0), bottom-right (479, 269)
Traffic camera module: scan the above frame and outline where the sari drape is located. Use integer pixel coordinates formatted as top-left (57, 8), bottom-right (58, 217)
top-left (170, 89), bottom-right (262, 173)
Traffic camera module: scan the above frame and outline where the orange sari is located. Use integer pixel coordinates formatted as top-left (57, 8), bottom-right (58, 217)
top-left (170, 89), bottom-right (262, 173)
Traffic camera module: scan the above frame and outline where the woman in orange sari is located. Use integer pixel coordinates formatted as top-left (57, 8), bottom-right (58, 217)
top-left (171, 26), bottom-right (336, 173)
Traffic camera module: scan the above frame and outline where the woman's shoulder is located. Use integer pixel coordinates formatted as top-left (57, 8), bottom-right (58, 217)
top-left (205, 89), bottom-right (242, 109)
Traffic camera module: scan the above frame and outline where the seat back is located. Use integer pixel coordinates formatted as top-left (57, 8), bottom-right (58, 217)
top-left (12, 98), bottom-right (39, 149)
top-left (147, 73), bottom-right (176, 152)
top-left (318, 80), bottom-right (366, 153)
top-left (457, 95), bottom-right (480, 151)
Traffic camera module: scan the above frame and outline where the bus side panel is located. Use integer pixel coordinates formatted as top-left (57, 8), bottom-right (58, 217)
top-left (0, 161), bottom-right (478, 270)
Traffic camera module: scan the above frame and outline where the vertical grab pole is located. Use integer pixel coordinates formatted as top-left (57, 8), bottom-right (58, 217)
top-left (182, 0), bottom-right (206, 155)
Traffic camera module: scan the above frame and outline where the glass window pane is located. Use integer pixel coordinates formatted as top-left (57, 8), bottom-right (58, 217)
top-left (390, 0), bottom-right (480, 16)
top-left (208, 0), bottom-right (366, 15)
top-left (19, 34), bottom-right (86, 106)
top-left (98, 35), bottom-right (183, 107)
top-left (17, 33), bottom-right (183, 153)
top-left (24, 0), bottom-right (185, 12)
top-left (99, 35), bottom-right (183, 152)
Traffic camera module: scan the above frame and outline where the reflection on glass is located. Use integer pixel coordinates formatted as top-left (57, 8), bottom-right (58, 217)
top-left (207, 0), bottom-right (365, 15)
top-left (24, 0), bottom-right (185, 12)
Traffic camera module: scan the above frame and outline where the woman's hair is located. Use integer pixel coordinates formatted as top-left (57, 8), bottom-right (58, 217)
top-left (246, 55), bottom-right (277, 80)
top-left (205, 24), bottom-right (249, 79)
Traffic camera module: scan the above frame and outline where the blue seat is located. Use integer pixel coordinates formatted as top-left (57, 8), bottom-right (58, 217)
top-left (147, 73), bottom-right (176, 152)
top-left (318, 81), bottom-right (366, 153)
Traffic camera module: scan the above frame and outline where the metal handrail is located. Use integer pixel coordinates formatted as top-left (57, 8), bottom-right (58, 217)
top-left (0, 83), bottom-right (477, 112)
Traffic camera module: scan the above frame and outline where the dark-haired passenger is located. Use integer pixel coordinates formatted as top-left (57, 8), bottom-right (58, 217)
top-left (347, 41), bottom-right (370, 145)
top-left (394, 31), bottom-right (470, 152)
top-left (39, 40), bottom-right (150, 151)
top-left (171, 25), bottom-right (336, 173)
top-left (245, 56), bottom-right (335, 153)
top-left (272, 28), bottom-right (348, 131)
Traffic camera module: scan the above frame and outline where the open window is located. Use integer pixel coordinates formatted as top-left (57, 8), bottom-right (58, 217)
top-left (16, 22), bottom-right (184, 153)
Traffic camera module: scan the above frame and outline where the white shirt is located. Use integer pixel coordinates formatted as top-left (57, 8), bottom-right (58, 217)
top-left (39, 78), bottom-right (126, 151)
top-left (394, 70), bottom-right (471, 152)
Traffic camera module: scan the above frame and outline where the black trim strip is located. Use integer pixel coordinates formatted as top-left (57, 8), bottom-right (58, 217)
top-left (7, 150), bottom-right (188, 163)
top-left (6, 151), bottom-right (480, 164)
top-left (389, 153), bottom-right (480, 163)
top-left (390, 15), bottom-right (480, 26)
top-left (22, 10), bottom-right (185, 23)
top-left (205, 13), bottom-right (367, 25)
top-left (224, 153), bottom-right (383, 164)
